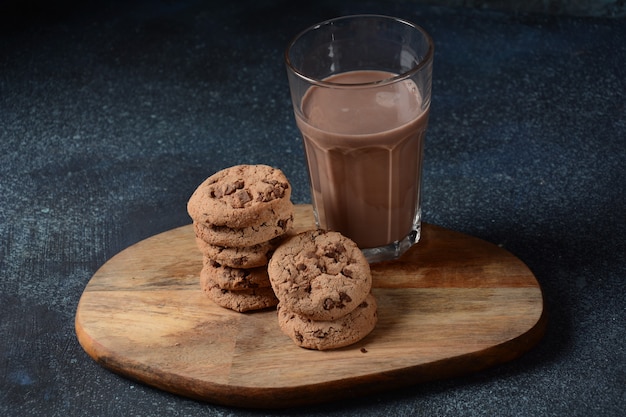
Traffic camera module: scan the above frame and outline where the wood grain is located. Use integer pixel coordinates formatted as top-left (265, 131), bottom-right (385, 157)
top-left (75, 204), bottom-right (546, 408)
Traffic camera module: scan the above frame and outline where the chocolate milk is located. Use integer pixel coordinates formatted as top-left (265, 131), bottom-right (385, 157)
top-left (296, 70), bottom-right (429, 249)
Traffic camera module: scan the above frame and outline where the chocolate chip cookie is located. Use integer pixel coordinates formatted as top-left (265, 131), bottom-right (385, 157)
top-left (193, 201), bottom-right (294, 247)
top-left (187, 164), bottom-right (292, 228)
top-left (201, 258), bottom-right (271, 290)
top-left (277, 294), bottom-right (377, 350)
top-left (196, 236), bottom-right (283, 269)
top-left (200, 270), bottom-right (278, 312)
top-left (268, 229), bottom-right (372, 321)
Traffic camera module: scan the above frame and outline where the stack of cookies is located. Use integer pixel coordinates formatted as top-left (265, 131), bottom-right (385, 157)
top-left (187, 164), bottom-right (294, 312)
top-left (268, 230), bottom-right (377, 350)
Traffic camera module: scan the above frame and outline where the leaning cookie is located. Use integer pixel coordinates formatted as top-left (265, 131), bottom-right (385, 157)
top-left (196, 237), bottom-right (283, 269)
top-left (194, 201), bottom-right (294, 247)
top-left (268, 229), bottom-right (372, 321)
top-left (201, 258), bottom-right (271, 290)
top-left (200, 271), bottom-right (278, 312)
top-left (277, 294), bottom-right (377, 350)
top-left (187, 164), bottom-right (292, 228)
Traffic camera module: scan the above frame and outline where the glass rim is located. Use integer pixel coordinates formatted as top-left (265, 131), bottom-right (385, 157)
top-left (285, 14), bottom-right (434, 89)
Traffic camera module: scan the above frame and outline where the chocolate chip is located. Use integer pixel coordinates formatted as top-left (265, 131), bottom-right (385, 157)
top-left (323, 298), bottom-right (335, 310)
top-left (296, 263), bottom-right (307, 271)
top-left (339, 292), bottom-right (352, 304)
top-left (263, 180), bottom-right (288, 199)
top-left (274, 188), bottom-right (285, 199)
top-left (295, 331), bottom-right (303, 343)
top-left (342, 266), bottom-right (354, 278)
top-left (360, 348), bottom-right (368, 353)
top-left (323, 242), bottom-right (346, 260)
top-left (223, 183), bottom-right (236, 195)
top-left (275, 183), bottom-right (288, 198)
top-left (323, 293), bottom-right (351, 310)
top-left (256, 182), bottom-right (284, 202)
top-left (312, 329), bottom-right (328, 339)
top-left (232, 189), bottom-right (252, 208)
top-left (209, 187), bottom-right (223, 198)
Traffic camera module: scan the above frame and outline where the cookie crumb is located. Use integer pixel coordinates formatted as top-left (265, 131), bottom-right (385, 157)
top-left (360, 348), bottom-right (368, 353)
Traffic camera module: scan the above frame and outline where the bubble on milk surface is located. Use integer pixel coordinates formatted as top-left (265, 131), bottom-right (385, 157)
top-left (375, 92), bottom-right (400, 108)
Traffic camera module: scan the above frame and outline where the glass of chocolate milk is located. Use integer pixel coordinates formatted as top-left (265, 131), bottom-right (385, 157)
top-left (285, 15), bottom-right (434, 263)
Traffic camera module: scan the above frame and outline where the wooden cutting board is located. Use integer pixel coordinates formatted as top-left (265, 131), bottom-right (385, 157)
top-left (75, 204), bottom-right (546, 409)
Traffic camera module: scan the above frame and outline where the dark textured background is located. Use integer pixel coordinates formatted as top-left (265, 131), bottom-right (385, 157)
top-left (417, 0), bottom-right (626, 16)
top-left (1, 1), bottom-right (624, 416)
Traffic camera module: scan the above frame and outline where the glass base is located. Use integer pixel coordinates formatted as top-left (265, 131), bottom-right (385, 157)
top-left (361, 227), bottom-right (421, 264)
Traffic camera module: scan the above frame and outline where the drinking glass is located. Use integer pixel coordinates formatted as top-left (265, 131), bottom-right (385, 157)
top-left (285, 14), bottom-right (434, 263)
